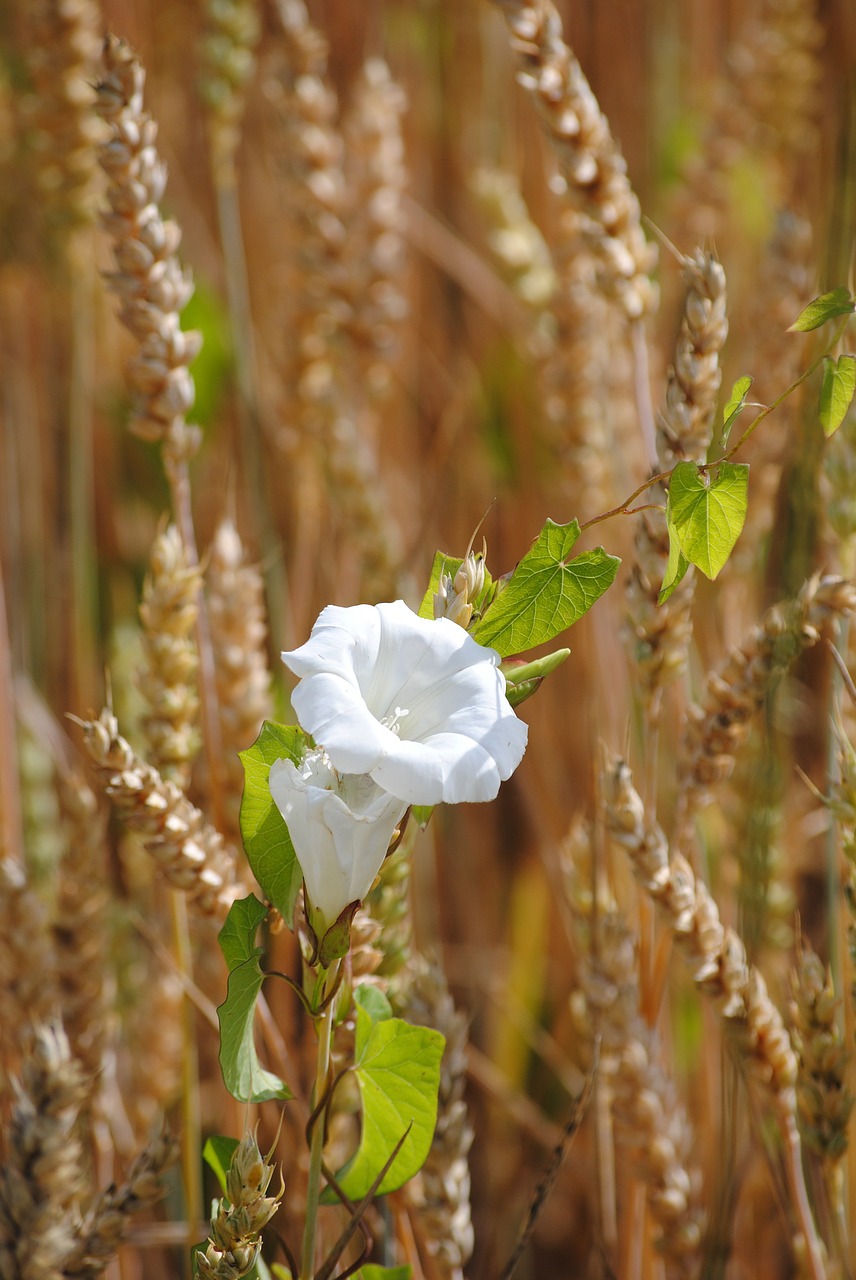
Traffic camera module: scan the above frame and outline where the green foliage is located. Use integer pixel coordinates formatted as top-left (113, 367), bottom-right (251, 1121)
top-left (240, 722), bottom-right (307, 927)
top-left (721, 374), bottom-right (753, 446)
top-left (501, 648), bottom-right (571, 707)
top-left (418, 552), bottom-right (494, 621)
top-left (218, 894), bottom-right (268, 969)
top-left (789, 288), bottom-right (855, 333)
top-left (819, 355), bottom-right (856, 437)
top-left (658, 533), bottom-right (690, 606)
top-left (469, 519), bottom-right (620, 656)
top-left (180, 278), bottom-right (232, 429)
top-left (355, 1269), bottom-right (412, 1280)
top-left (333, 985), bottom-right (445, 1200)
top-left (202, 1135), bottom-right (240, 1195)
top-left (665, 461), bottom-right (749, 583)
top-left (217, 898), bottom-right (292, 1104)
top-left (411, 804), bottom-right (434, 829)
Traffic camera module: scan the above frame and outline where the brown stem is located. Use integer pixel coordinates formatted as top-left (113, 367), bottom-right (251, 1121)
top-left (0, 552), bottom-right (22, 861)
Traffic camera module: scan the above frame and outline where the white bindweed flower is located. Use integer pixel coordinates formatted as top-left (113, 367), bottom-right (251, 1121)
top-left (281, 599), bottom-right (528, 806)
top-left (269, 749), bottom-right (407, 937)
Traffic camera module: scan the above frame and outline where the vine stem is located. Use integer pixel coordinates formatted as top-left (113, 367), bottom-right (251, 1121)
top-left (300, 959), bottom-right (342, 1280)
top-left (578, 314), bottom-right (851, 536)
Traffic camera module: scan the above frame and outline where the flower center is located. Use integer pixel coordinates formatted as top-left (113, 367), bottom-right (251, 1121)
top-left (380, 705), bottom-right (410, 736)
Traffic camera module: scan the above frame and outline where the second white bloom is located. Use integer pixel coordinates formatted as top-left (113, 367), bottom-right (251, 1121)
top-left (269, 749), bottom-right (406, 937)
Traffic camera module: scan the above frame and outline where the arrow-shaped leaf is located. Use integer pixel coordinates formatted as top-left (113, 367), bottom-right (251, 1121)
top-left (788, 287), bottom-right (855, 333)
top-left (469, 519), bottom-right (620, 656)
top-left (819, 354), bottom-right (856, 437)
top-left (666, 461), bottom-right (749, 580)
top-left (240, 722), bottom-right (308, 927)
top-left (217, 953), bottom-right (292, 1103)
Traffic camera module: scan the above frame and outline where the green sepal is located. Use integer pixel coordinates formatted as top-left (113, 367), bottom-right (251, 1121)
top-left (500, 647), bottom-right (571, 707)
top-left (317, 901), bottom-right (360, 968)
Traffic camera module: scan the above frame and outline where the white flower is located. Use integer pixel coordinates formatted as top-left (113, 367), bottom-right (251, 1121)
top-left (281, 599), bottom-right (528, 806)
top-left (269, 749), bottom-right (407, 935)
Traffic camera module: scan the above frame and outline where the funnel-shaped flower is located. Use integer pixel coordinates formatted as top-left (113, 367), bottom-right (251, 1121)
top-left (281, 600), bottom-right (528, 806)
top-left (269, 749), bottom-right (407, 937)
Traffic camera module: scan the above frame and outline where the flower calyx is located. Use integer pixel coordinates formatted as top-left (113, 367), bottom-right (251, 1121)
top-left (500, 647), bottom-right (571, 707)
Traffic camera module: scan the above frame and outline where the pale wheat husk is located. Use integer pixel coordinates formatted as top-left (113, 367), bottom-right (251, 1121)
top-left (0, 859), bottom-right (58, 1096)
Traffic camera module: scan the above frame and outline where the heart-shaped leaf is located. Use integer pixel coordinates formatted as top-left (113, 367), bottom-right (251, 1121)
top-left (333, 989), bottom-right (444, 1200)
top-left (666, 461), bottom-right (749, 580)
top-left (721, 374), bottom-right (753, 445)
top-left (469, 519), bottom-right (619, 656)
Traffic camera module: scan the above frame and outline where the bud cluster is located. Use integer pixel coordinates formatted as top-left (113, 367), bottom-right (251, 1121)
top-left (196, 1132), bottom-right (283, 1280)
top-left (433, 548), bottom-right (486, 629)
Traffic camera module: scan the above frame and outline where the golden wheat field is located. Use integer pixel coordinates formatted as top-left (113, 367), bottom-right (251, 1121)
top-left (2, 1), bottom-right (856, 1278)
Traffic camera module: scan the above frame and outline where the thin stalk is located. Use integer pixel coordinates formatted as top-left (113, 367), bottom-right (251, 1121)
top-left (170, 889), bottom-right (203, 1270)
top-left (781, 1112), bottom-right (828, 1280)
top-left (300, 960), bottom-right (341, 1280)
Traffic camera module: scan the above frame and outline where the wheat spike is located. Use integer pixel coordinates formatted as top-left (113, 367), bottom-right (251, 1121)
top-left (195, 1130), bottom-right (282, 1280)
top-left (24, 0), bottom-right (102, 238)
top-left (0, 859), bottom-right (58, 1096)
top-left (138, 522), bottom-right (202, 792)
top-left (94, 35), bottom-right (203, 472)
top-left (490, 0), bottom-right (657, 321)
top-left (79, 708), bottom-right (236, 916)
top-left (199, 0), bottom-right (261, 188)
top-left (0, 1024), bottom-right (89, 1279)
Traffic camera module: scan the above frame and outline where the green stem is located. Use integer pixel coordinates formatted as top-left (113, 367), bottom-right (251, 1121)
top-left (300, 960), bottom-right (341, 1280)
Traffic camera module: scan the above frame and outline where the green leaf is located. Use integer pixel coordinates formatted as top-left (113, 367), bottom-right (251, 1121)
top-left (217, 954), bottom-right (293, 1104)
top-left (202, 1135), bottom-right (240, 1196)
top-left (721, 375), bottom-right (753, 445)
top-left (658, 524), bottom-right (690, 606)
top-left (469, 520), bottom-right (620, 656)
top-left (666, 461), bottom-right (749, 580)
top-left (355, 1268), bottom-right (412, 1280)
top-left (418, 551), bottom-right (493, 621)
top-left (819, 354), bottom-right (856, 437)
top-left (788, 288), bottom-right (855, 333)
top-left (354, 983), bottom-right (393, 1025)
top-left (218, 895), bottom-right (268, 971)
top-left (335, 1009), bottom-right (445, 1200)
top-left (240, 722), bottom-right (308, 927)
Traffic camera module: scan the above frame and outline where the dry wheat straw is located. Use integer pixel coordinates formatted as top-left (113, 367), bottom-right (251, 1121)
top-left (403, 956), bottom-right (475, 1280)
top-left (272, 0), bottom-right (402, 598)
top-left (625, 250), bottom-right (728, 710)
top-left (564, 825), bottom-right (705, 1275)
top-left (602, 756), bottom-right (827, 1280)
top-left (24, 0), bottom-right (101, 238)
top-left (63, 1128), bottom-right (178, 1279)
top-left (206, 519), bottom-right (273, 829)
top-left (53, 770), bottom-right (110, 1080)
top-left (94, 36), bottom-right (203, 473)
top-left (199, 0), bottom-right (261, 188)
top-left (79, 708), bottom-right (236, 915)
top-left (196, 1130), bottom-right (282, 1280)
top-left (0, 1023), bottom-right (89, 1278)
top-left (138, 522), bottom-right (202, 792)
top-left (490, 0), bottom-right (656, 322)
top-left (675, 576), bottom-right (856, 845)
